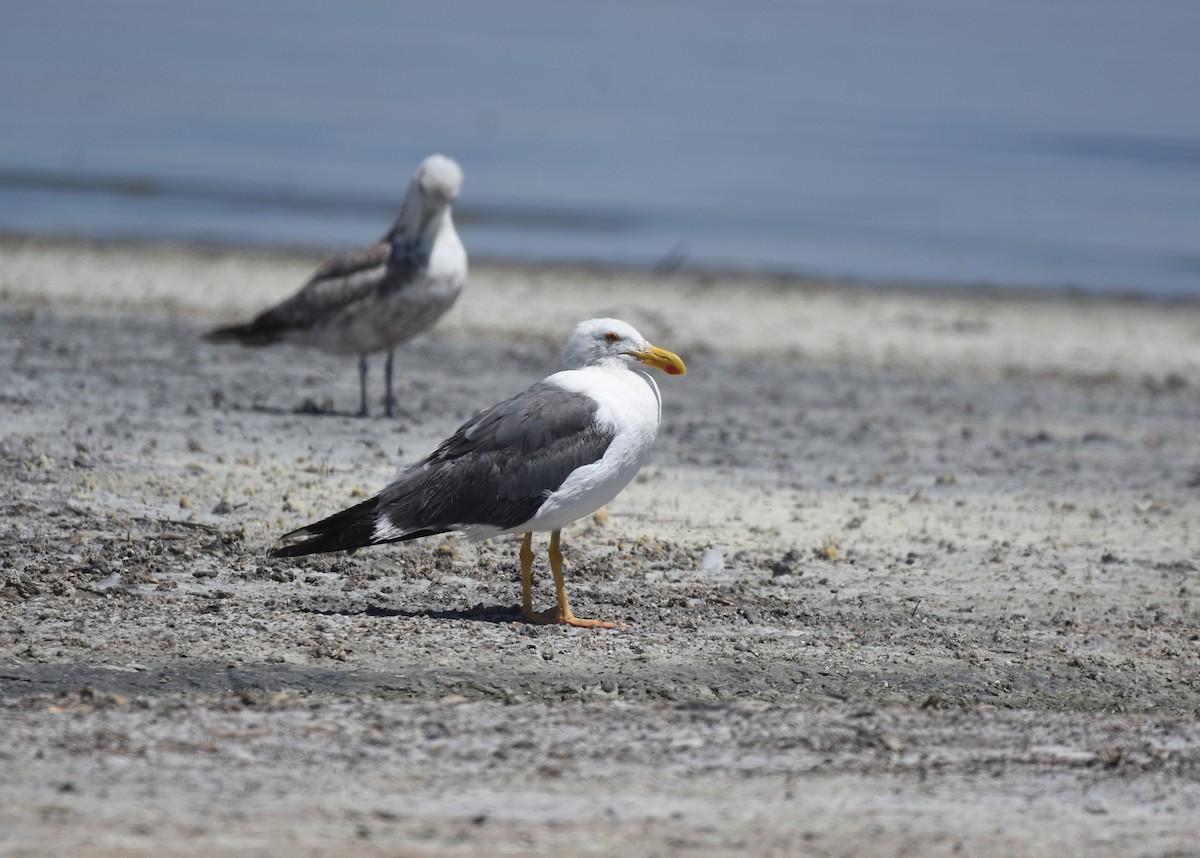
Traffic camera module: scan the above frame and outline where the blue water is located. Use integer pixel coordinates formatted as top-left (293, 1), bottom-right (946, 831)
top-left (2, 1), bottom-right (1199, 295)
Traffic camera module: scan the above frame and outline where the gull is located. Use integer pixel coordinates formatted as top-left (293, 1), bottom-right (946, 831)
top-left (272, 318), bottom-right (687, 629)
top-left (205, 154), bottom-right (466, 417)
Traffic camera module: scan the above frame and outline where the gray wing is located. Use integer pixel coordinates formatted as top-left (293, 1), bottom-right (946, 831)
top-left (250, 241), bottom-right (416, 333)
top-left (377, 382), bottom-right (616, 534)
top-left (206, 242), bottom-right (418, 343)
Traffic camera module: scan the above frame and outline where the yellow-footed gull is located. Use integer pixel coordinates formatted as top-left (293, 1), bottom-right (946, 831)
top-left (272, 318), bottom-right (686, 629)
top-left (205, 154), bottom-right (467, 417)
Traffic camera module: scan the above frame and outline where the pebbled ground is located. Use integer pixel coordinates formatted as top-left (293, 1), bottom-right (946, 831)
top-left (2, 243), bottom-right (1199, 856)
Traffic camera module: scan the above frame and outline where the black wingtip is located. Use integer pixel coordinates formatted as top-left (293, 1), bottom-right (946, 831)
top-left (202, 324), bottom-right (241, 342)
top-left (203, 323), bottom-right (277, 346)
top-left (269, 540), bottom-right (313, 559)
top-left (269, 530), bottom-right (371, 558)
top-left (268, 496), bottom-right (383, 558)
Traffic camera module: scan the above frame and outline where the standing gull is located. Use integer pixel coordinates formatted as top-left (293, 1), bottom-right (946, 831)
top-left (205, 154), bottom-right (467, 417)
top-left (272, 318), bottom-right (687, 629)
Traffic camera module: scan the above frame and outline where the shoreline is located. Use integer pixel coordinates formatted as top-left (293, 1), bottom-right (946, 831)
top-left (7, 228), bottom-right (1199, 304)
top-left (3, 231), bottom-right (1198, 385)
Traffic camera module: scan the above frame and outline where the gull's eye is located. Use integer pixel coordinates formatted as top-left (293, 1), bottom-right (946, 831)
top-left (604, 332), bottom-right (621, 344)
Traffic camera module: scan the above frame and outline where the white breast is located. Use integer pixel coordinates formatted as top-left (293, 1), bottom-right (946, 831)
top-left (520, 366), bottom-right (663, 533)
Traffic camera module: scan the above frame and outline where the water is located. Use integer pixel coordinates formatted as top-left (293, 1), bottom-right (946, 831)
top-left (2, 0), bottom-right (1198, 295)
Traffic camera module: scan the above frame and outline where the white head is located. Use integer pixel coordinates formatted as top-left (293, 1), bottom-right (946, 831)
top-left (394, 154), bottom-right (464, 247)
top-left (562, 318), bottom-right (687, 376)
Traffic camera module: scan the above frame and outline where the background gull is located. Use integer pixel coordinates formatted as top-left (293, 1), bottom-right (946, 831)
top-left (204, 154), bottom-right (466, 416)
top-left (272, 317), bottom-right (687, 629)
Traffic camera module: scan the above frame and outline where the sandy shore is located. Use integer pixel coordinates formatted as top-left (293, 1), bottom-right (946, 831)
top-left (2, 234), bottom-right (1199, 856)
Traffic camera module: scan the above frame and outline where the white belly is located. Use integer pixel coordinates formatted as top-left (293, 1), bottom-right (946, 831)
top-left (520, 366), bottom-right (663, 533)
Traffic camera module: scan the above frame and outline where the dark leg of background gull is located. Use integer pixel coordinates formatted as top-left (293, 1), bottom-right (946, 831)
top-left (384, 348), bottom-right (396, 418)
top-left (358, 353), bottom-right (370, 417)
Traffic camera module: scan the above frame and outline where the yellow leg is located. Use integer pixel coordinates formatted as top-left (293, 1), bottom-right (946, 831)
top-left (519, 532), bottom-right (535, 620)
top-left (521, 530), bottom-right (622, 629)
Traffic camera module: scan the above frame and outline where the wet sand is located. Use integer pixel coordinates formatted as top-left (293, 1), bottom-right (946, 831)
top-left (2, 235), bottom-right (1199, 856)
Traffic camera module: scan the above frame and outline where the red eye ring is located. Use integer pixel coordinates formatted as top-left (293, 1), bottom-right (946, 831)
top-left (604, 332), bottom-right (621, 343)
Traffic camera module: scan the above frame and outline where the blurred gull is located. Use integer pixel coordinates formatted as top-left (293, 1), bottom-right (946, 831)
top-left (205, 154), bottom-right (466, 417)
